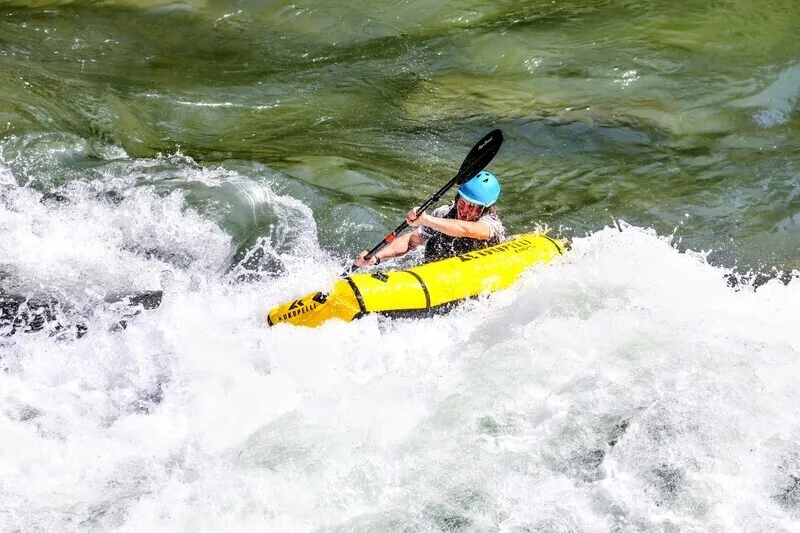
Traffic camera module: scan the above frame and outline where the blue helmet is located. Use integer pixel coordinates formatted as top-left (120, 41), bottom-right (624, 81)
top-left (457, 171), bottom-right (500, 207)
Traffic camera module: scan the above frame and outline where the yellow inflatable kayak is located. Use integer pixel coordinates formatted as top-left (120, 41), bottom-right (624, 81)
top-left (267, 232), bottom-right (567, 327)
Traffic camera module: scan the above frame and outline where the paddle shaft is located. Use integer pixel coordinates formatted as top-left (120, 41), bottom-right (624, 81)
top-left (347, 129), bottom-right (503, 273)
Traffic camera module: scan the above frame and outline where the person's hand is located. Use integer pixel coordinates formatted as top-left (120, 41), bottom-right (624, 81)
top-left (406, 207), bottom-right (428, 228)
top-left (354, 250), bottom-right (379, 267)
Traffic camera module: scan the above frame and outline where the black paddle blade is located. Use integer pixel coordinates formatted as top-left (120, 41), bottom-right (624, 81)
top-left (456, 129), bottom-right (503, 184)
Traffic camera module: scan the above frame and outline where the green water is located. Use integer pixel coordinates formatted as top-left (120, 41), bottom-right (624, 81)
top-left (1, 0), bottom-right (799, 270)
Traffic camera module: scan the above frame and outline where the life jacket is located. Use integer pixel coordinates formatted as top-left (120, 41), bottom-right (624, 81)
top-left (423, 206), bottom-right (502, 263)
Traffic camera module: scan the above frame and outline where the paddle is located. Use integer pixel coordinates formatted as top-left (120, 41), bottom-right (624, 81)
top-left (346, 129), bottom-right (504, 274)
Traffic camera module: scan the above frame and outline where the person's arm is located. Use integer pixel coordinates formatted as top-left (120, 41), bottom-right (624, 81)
top-left (354, 231), bottom-right (426, 267)
top-left (410, 211), bottom-right (492, 240)
top-left (406, 209), bottom-right (493, 241)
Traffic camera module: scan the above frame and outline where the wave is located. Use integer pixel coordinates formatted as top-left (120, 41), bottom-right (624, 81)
top-left (2, 170), bottom-right (800, 530)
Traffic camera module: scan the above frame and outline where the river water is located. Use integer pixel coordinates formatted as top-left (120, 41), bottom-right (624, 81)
top-left (2, 1), bottom-right (800, 531)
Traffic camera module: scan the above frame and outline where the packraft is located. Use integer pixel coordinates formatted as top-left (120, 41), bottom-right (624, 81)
top-left (267, 232), bottom-right (566, 328)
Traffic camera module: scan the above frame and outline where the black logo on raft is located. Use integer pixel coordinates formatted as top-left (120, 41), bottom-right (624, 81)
top-left (457, 238), bottom-right (533, 262)
top-left (275, 300), bottom-right (318, 322)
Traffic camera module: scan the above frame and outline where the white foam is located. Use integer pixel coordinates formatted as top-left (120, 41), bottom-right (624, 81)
top-left (3, 209), bottom-right (800, 531)
top-left (0, 162), bottom-right (15, 186)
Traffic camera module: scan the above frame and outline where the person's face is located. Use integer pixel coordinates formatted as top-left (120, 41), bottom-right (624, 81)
top-left (456, 196), bottom-right (484, 221)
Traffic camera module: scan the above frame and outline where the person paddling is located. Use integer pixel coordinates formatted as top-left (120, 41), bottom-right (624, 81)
top-left (354, 170), bottom-right (506, 266)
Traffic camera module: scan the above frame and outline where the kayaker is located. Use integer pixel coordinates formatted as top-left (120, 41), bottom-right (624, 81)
top-left (354, 171), bottom-right (506, 266)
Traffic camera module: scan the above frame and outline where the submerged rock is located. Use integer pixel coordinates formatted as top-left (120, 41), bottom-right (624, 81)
top-left (725, 270), bottom-right (797, 291)
top-left (0, 290), bottom-right (163, 340)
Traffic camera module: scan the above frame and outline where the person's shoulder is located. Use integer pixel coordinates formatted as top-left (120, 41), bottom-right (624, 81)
top-left (478, 208), bottom-right (506, 238)
top-left (481, 207), bottom-right (501, 219)
top-left (479, 207), bottom-right (503, 225)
